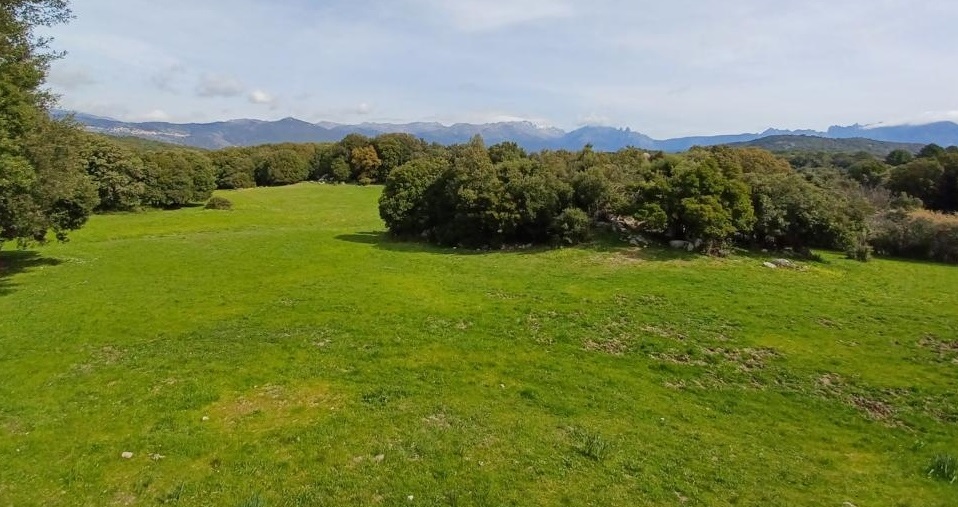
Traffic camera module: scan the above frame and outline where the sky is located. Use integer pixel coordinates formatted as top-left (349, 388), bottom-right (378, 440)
top-left (44, 0), bottom-right (958, 138)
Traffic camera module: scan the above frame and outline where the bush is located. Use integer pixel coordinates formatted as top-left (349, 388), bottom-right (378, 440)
top-left (550, 208), bottom-right (592, 245)
top-left (205, 196), bottom-right (233, 210)
top-left (870, 210), bottom-right (958, 264)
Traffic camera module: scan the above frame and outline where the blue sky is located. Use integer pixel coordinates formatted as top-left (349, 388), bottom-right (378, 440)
top-left (45, 0), bottom-right (958, 137)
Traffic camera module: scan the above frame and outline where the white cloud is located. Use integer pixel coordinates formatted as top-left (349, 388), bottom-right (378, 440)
top-left (249, 89), bottom-right (275, 105)
top-left (197, 74), bottom-right (244, 98)
top-left (868, 110), bottom-right (958, 128)
top-left (356, 102), bottom-right (372, 115)
top-left (417, 0), bottom-right (574, 31)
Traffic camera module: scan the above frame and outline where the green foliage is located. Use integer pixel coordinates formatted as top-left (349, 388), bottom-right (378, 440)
top-left (635, 158), bottom-right (755, 250)
top-left (918, 144), bottom-right (946, 159)
top-left (0, 0), bottom-right (97, 246)
top-left (550, 207), bottom-right (591, 245)
top-left (211, 148), bottom-right (256, 189)
top-left (140, 150), bottom-right (216, 208)
top-left (349, 145), bottom-right (382, 182)
top-left (204, 196), bottom-right (233, 210)
top-left (488, 141), bottom-right (526, 164)
top-left (885, 149), bottom-right (914, 167)
top-left (372, 133), bottom-right (423, 179)
top-left (746, 172), bottom-right (839, 251)
top-left (847, 159), bottom-right (889, 188)
top-left (255, 148), bottom-right (310, 186)
top-left (81, 136), bottom-right (146, 211)
top-left (870, 210), bottom-right (958, 264)
top-left (887, 158), bottom-right (943, 209)
top-left (378, 158), bottom-right (446, 236)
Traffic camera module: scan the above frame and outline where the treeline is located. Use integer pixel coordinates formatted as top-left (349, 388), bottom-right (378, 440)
top-left (786, 144), bottom-right (958, 214)
top-left (73, 131), bottom-right (958, 264)
top-left (378, 136), bottom-right (867, 253)
top-left (377, 136), bottom-right (958, 263)
top-left (82, 132), bottom-right (440, 212)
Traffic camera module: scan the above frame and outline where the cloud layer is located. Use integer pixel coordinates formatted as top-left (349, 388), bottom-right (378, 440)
top-left (45, 0), bottom-right (958, 136)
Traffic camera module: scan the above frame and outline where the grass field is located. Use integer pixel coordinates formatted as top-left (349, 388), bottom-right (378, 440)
top-left (1, 183), bottom-right (957, 506)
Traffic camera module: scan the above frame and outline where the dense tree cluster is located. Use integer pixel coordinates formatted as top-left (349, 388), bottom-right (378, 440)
top-left (378, 138), bottom-right (881, 255)
top-left (79, 135), bottom-right (216, 211)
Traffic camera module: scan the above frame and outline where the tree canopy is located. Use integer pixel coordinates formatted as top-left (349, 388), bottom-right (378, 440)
top-left (0, 0), bottom-right (100, 247)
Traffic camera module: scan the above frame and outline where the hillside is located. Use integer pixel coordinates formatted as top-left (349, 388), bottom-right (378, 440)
top-left (60, 111), bottom-right (958, 152)
top-left (1, 184), bottom-right (956, 505)
top-left (726, 135), bottom-right (924, 156)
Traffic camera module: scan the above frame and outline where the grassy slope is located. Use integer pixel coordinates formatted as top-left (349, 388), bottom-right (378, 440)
top-left (1, 184), bottom-right (956, 506)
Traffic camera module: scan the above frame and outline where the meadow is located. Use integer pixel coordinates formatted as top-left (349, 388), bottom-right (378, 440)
top-left (1, 183), bottom-right (956, 506)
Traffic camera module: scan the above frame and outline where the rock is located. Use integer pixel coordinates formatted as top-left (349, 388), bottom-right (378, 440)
top-left (772, 258), bottom-right (793, 267)
top-left (202, 416), bottom-right (210, 422)
top-left (121, 452), bottom-right (134, 459)
top-left (762, 262), bottom-right (778, 269)
top-left (669, 240), bottom-right (689, 250)
top-left (373, 454), bottom-right (385, 463)
top-left (407, 495), bottom-right (415, 501)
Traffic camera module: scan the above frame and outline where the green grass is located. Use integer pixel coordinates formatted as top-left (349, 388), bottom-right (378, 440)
top-left (1, 183), bottom-right (957, 506)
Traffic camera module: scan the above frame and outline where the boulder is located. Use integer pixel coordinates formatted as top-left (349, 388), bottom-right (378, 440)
top-left (670, 240), bottom-right (690, 250)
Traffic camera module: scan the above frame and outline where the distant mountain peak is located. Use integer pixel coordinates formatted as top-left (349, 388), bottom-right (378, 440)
top-left (64, 111), bottom-right (958, 152)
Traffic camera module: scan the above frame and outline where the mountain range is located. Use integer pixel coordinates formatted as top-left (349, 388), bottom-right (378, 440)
top-left (61, 111), bottom-right (958, 153)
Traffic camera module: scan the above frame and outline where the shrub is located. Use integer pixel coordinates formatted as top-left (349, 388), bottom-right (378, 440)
top-left (870, 210), bottom-right (958, 264)
top-left (550, 208), bottom-right (592, 245)
top-left (205, 196), bottom-right (233, 210)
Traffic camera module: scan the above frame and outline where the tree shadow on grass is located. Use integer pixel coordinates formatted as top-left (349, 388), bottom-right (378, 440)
top-left (335, 231), bottom-right (703, 261)
top-left (0, 250), bottom-right (62, 297)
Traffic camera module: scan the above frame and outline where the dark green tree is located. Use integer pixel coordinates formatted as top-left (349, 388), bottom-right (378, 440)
top-left (885, 149), bottom-right (914, 167)
top-left (1, 0), bottom-right (98, 247)
top-left (81, 136), bottom-right (146, 211)
top-left (488, 141), bottom-right (527, 164)
top-left (378, 157), bottom-right (447, 236)
top-left (211, 148), bottom-right (256, 189)
top-left (918, 144), bottom-right (946, 160)
top-left (255, 148), bottom-right (310, 186)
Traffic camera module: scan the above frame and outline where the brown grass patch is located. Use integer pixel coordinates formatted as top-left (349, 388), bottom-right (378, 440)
top-left (206, 383), bottom-right (338, 428)
top-left (584, 337), bottom-right (630, 355)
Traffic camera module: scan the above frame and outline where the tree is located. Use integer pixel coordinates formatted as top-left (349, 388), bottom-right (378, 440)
top-left (1, 0), bottom-right (98, 247)
top-left (847, 159), bottom-right (889, 188)
top-left (373, 133), bottom-right (422, 180)
top-left (140, 150), bottom-right (215, 208)
top-left (211, 148), bottom-right (256, 189)
top-left (887, 158), bottom-right (944, 208)
top-left (885, 149), bottom-right (914, 167)
top-left (378, 157), bottom-right (447, 236)
top-left (488, 141), bottom-right (526, 164)
top-left (82, 136), bottom-right (146, 211)
top-left (255, 148), bottom-right (310, 186)
top-left (918, 144), bottom-right (946, 160)
top-left (349, 145), bottom-right (382, 183)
